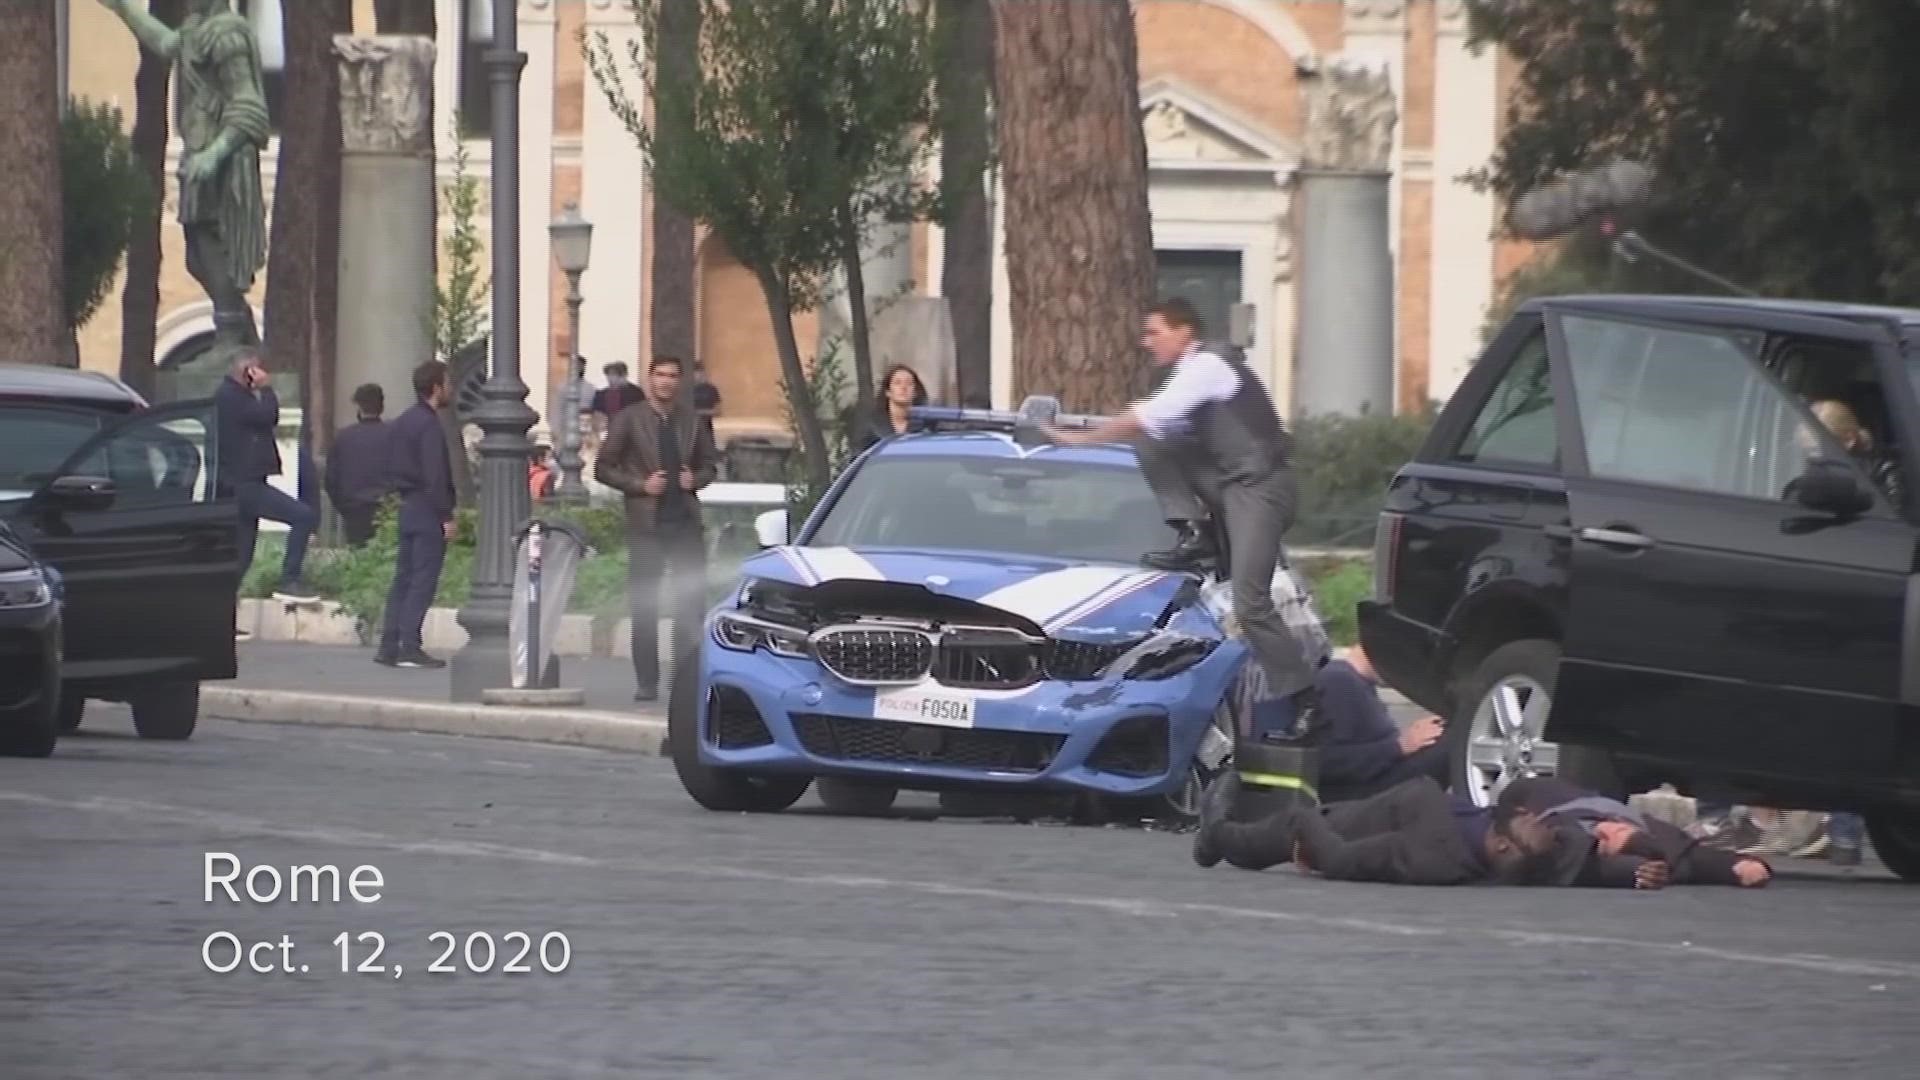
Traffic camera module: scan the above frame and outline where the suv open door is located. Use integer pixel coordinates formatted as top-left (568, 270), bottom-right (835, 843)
top-left (3, 398), bottom-right (238, 733)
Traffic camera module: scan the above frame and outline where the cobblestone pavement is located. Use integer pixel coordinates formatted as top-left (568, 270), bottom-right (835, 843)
top-left (1, 706), bottom-right (1915, 1080)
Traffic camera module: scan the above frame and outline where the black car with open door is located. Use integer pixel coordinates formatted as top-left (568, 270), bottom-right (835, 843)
top-left (0, 364), bottom-right (239, 743)
top-left (1359, 296), bottom-right (1920, 881)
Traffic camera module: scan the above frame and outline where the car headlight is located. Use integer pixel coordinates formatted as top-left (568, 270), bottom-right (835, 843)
top-left (711, 612), bottom-right (811, 659)
top-left (0, 567), bottom-right (52, 609)
top-left (1104, 631), bottom-right (1218, 681)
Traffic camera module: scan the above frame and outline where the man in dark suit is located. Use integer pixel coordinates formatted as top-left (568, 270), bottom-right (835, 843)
top-left (595, 354), bottom-right (719, 701)
top-left (376, 362), bottom-right (457, 669)
top-left (216, 346), bottom-right (318, 604)
top-left (324, 382), bottom-right (392, 547)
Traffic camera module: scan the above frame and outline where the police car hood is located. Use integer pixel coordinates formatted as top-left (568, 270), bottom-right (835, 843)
top-left (739, 545), bottom-right (1195, 640)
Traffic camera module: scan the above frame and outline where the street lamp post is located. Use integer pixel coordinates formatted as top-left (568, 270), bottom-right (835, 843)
top-left (450, 0), bottom-right (540, 702)
top-left (549, 202), bottom-right (593, 505)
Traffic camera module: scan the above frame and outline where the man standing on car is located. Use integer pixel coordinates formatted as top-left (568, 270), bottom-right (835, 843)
top-left (1042, 298), bottom-right (1326, 791)
top-left (217, 346), bottom-right (318, 605)
top-left (595, 355), bottom-right (719, 702)
top-left (376, 362), bottom-right (457, 670)
top-left (324, 382), bottom-right (392, 547)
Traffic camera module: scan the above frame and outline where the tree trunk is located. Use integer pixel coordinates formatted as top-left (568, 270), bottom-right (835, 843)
top-left (649, 0), bottom-right (700, 364)
top-left (837, 207), bottom-right (878, 425)
top-left (937, 0), bottom-right (994, 408)
top-left (118, 0), bottom-right (185, 398)
top-left (989, 1), bottom-right (1155, 413)
top-left (758, 272), bottom-right (833, 497)
top-left (263, 0), bottom-right (345, 506)
top-left (0, 0), bottom-right (67, 365)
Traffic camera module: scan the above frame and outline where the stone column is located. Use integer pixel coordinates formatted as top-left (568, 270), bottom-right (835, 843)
top-left (1428, 0), bottom-right (1500, 403)
top-left (1341, 0), bottom-right (1409, 247)
top-left (333, 35), bottom-right (437, 440)
top-left (582, 0), bottom-right (646, 374)
top-left (1291, 54), bottom-right (1398, 419)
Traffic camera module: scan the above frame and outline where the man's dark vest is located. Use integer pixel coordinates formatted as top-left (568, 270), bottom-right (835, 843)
top-left (1189, 343), bottom-right (1293, 486)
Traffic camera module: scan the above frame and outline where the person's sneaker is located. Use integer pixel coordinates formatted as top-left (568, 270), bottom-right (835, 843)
top-left (373, 652), bottom-right (399, 667)
top-left (1191, 772), bottom-right (1240, 869)
top-left (1791, 827), bottom-right (1832, 860)
top-left (273, 578), bottom-right (320, 603)
top-left (1740, 810), bottom-right (1823, 857)
top-left (394, 649), bottom-right (446, 669)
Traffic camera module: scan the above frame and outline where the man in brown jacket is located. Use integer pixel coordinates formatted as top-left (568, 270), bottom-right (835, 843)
top-left (594, 355), bottom-right (720, 701)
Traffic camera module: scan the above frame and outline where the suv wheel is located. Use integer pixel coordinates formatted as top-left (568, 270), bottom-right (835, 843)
top-left (131, 682), bottom-right (199, 740)
top-left (1450, 639), bottom-right (1563, 808)
top-left (1866, 811), bottom-right (1920, 882)
top-left (667, 649), bottom-right (811, 813)
top-left (57, 695), bottom-right (84, 733)
top-left (1, 698), bottom-right (58, 758)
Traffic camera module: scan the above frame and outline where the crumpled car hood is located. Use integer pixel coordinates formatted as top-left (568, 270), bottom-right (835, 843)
top-left (738, 545), bottom-right (1199, 640)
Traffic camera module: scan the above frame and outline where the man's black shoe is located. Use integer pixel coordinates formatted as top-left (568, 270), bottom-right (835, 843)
top-left (273, 578), bottom-right (321, 604)
top-left (1192, 771), bottom-right (1240, 869)
top-left (1142, 525), bottom-right (1217, 572)
top-left (395, 649), bottom-right (446, 669)
top-left (373, 652), bottom-right (399, 667)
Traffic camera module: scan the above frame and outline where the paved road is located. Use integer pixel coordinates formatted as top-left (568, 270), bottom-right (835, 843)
top-left (3, 708), bottom-right (1916, 1080)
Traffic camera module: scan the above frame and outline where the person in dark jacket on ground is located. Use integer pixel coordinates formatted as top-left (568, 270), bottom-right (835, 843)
top-left (1501, 776), bottom-right (1774, 888)
top-left (376, 361), bottom-right (457, 669)
top-left (324, 383), bottom-right (392, 547)
top-left (1316, 644), bottom-right (1449, 804)
top-left (216, 346), bottom-right (318, 604)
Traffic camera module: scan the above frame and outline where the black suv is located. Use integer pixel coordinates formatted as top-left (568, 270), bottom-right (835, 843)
top-left (0, 364), bottom-right (239, 745)
top-left (1360, 295), bottom-right (1920, 880)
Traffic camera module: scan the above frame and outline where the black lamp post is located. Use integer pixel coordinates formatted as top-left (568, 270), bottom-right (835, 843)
top-left (549, 201), bottom-right (594, 505)
top-left (450, 0), bottom-right (540, 701)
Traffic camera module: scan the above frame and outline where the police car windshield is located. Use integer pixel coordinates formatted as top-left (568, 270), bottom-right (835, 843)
top-left (808, 454), bottom-right (1178, 564)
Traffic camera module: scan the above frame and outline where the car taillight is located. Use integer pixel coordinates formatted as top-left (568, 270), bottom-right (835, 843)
top-left (1371, 511), bottom-right (1403, 604)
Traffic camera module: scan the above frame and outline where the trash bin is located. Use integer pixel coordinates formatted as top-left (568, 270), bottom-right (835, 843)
top-left (509, 518), bottom-right (592, 690)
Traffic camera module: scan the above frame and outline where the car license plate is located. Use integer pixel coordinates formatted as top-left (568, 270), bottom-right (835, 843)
top-left (873, 687), bottom-right (976, 729)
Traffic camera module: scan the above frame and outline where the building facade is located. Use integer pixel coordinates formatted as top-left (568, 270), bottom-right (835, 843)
top-left (63, 0), bottom-right (1536, 448)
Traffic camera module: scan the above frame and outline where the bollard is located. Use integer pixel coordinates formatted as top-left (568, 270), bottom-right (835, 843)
top-left (521, 521), bottom-right (543, 691)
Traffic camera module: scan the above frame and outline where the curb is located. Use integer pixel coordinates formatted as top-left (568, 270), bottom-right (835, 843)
top-left (199, 687), bottom-right (668, 755)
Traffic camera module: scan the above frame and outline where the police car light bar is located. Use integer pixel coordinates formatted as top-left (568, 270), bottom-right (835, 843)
top-left (907, 395), bottom-right (1113, 433)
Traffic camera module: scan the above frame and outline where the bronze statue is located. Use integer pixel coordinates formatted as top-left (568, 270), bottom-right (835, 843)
top-left (97, 0), bottom-right (271, 354)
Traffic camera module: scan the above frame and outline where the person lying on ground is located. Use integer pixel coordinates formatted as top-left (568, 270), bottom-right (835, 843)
top-left (1501, 776), bottom-right (1773, 888)
top-left (1315, 644), bottom-right (1448, 804)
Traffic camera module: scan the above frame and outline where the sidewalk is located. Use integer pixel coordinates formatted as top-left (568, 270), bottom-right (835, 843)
top-left (200, 642), bottom-right (667, 754)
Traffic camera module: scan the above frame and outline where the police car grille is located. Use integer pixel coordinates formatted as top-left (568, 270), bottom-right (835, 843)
top-left (935, 638), bottom-right (1042, 689)
top-left (792, 714), bottom-right (1064, 772)
top-left (1043, 639), bottom-right (1133, 681)
top-left (812, 629), bottom-right (933, 683)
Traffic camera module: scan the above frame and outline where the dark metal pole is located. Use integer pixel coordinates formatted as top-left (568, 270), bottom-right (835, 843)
top-left (554, 275), bottom-right (590, 503)
top-left (450, 1), bottom-right (539, 701)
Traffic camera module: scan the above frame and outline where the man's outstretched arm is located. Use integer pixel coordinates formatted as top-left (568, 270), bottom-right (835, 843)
top-left (98, 0), bottom-right (181, 60)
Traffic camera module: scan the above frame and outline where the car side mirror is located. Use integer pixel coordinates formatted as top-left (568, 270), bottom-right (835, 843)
top-left (754, 508), bottom-right (789, 548)
top-left (1791, 459), bottom-right (1874, 518)
top-left (43, 474), bottom-right (117, 513)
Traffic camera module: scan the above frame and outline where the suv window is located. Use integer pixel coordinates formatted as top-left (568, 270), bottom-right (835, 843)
top-left (1453, 328), bottom-right (1557, 469)
top-left (0, 406), bottom-right (110, 502)
top-left (1560, 313), bottom-right (1834, 501)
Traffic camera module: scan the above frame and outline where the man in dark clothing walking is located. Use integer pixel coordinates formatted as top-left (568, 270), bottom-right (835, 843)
top-left (1317, 644), bottom-right (1448, 804)
top-left (376, 362), bottom-right (457, 669)
top-left (595, 355), bottom-right (719, 701)
top-left (216, 347), bottom-right (318, 604)
top-left (324, 383), bottom-right (392, 547)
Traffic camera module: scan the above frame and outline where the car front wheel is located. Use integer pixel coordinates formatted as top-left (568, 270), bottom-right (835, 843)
top-left (1866, 811), bottom-right (1920, 882)
top-left (667, 649), bottom-right (811, 813)
top-left (1, 698), bottom-right (58, 758)
top-left (131, 682), bottom-right (199, 740)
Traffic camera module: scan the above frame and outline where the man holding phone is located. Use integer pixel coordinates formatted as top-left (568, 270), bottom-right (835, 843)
top-left (216, 347), bottom-right (318, 609)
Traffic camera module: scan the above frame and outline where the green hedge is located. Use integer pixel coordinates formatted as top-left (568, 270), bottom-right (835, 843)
top-left (1290, 408), bottom-right (1435, 548)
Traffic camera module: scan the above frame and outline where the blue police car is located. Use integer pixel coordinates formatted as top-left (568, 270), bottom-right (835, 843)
top-left (668, 398), bottom-right (1265, 821)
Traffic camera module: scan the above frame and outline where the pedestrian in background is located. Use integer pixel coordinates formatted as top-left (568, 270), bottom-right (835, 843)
top-left (595, 355), bottom-right (719, 702)
top-left (217, 346), bottom-right (318, 606)
top-left (376, 361), bottom-right (457, 670)
top-left (324, 382), bottom-right (392, 547)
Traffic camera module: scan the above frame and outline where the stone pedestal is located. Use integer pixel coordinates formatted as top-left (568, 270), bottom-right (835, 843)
top-left (333, 35), bottom-right (436, 437)
top-left (1291, 54), bottom-right (1398, 419)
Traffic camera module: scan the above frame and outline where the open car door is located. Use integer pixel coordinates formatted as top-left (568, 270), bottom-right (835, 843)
top-left (6, 399), bottom-right (239, 689)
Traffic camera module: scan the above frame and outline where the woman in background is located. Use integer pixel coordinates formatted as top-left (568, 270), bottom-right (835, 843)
top-left (857, 364), bottom-right (930, 451)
